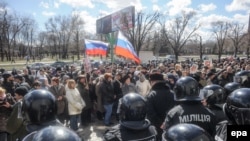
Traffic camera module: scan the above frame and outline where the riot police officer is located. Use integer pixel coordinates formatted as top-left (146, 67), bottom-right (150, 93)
top-left (161, 76), bottom-right (217, 137)
top-left (234, 70), bottom-right (250, 87)
top-left (215, 88), bottom-right (250, 141)
top-left (201, 84), bottom-right (227, 123)
top-left (103, 93), bottom-right (157, 141)
top-left (162, 123), bottom-right (214, 141)
top-left (28, 126), bottom-right (81, 141)
top-left (22, 89), bottom-right (63, 140)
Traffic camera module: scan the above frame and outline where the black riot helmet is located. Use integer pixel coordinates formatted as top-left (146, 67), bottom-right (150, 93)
top-left (234, 70), bottom-right (250, 85)
top-left (224, 82), bottom-right (241, 100)
top-left (174, 76), bottom-right (201, 101)
top-left (162, 123), bottom-right (213, 141)
top-left (202, 84), bottom-right (225, 105)
top-left (119, 93), bottom-right (146, 121)
top-left (224, 88), bottom-right (250, 125)
top-left (22, 89), bottom-right (57, 124)
top-left (31, 126), bottom-right (81, 141)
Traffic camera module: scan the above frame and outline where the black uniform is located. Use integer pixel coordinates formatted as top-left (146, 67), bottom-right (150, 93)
top-left (103, 120), bottom-right (157, 141)
top-left (163, 101), bottom-right (217, 136)
top-left (208, 104), bottom-right (227, 123)
top-left (215, 88), bottom-right (250, 141)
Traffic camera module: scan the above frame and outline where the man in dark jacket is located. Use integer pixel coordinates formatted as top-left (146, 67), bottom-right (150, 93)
top-left (6, 86), bottom-right (29, 141)
top-left (0, 86), bottom-right (16, 141)
top-left (113, 72), bottom-right (123, 120)
top-left (77, 75), bottom-right (92, 126)
top-left (100, 73), bottom-right (116, 126)
top-left (146, 73), bottom-right (175, 141)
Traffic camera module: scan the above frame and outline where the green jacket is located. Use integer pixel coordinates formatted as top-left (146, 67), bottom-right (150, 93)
top-left (6, 101), bottom-right (28, 141)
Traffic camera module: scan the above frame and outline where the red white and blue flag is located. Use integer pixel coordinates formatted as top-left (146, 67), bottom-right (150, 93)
top-left (85, 39), bottom-right (108, 56)
top-left (115, 31), bottom-right (140, 64)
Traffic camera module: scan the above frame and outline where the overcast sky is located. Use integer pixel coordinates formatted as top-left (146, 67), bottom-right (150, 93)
top-left (4, 0), bottom-right (250, 37)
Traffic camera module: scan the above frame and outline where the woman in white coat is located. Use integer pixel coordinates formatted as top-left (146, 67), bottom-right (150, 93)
top-left (65, 79), bottom-right (85, 131)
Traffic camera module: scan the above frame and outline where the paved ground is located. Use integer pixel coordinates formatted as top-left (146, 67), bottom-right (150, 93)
top-left (76, 117), bottom-right (118, 141)
top-left (77, 120), bottom-right (109, 141)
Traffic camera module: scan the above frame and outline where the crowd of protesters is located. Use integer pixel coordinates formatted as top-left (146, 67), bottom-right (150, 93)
top-left (0, 56), bottom-right (249, 140)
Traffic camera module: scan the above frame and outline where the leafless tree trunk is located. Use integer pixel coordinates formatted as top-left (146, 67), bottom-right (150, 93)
top-left (193, 34), bottom-right (204, 60)
top-left (70, 13), bottom-right (85, 60)
top-left (212, 21), bottom-right (229, 62)
top-left (228, 22), bottom-right (245, 57)
top-left (124, 11), bottom-right (160, 57)
top-left (0, 2), bottom-right (7, 61)
top-left (45, 15), bottom-right (72, 59)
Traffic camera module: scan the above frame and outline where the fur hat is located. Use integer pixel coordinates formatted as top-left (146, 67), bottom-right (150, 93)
top-left (149, 73), bottom-right (164, 81)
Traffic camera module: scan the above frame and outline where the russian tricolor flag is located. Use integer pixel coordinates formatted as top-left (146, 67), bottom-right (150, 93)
top-left (85, 39), bottom-right (108, 56)
top-left (115, 31), bottom-right (140, 64)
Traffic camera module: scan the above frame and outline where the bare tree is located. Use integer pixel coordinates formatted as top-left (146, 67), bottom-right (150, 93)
top-left (160, 11), bottom-right (200, 61)
top-left (211, 21), bottom-right (229, 62)
top-left (5, 13), bottom-right (27, 61)
top-left (20, 17), bottom-right (37, 61)
top-left (193, 34), bottom-right (204, 60)
top-left (124, 11), bottom-right (161, 57)
top-left (0, 2), bottom-right (8, 61)
top-left (37, 32), bottom-right (46, 60)
top-left (70, 12), bottom-right (85, 60)
top-left (228, 22), bottom-right (245, 57)
top-left (45, 15), bottom-right (72, 59)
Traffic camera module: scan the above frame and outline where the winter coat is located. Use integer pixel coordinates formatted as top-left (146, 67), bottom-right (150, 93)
top-left (77, 82), bottom-right (92, 110)
top-left (135, 75), bottom-right (151, 97)
top-left (48, 84), bottom-right (67, 115)
top-left (95, 81), bottom-right (104, 113)
top-left (0, 93), bottom-right (16, 132)
top-left (65, 87), bottom-right (85, 115)
top-left (100, 80), bottom-right (115, 105)
top-left (146, 81), bottom-right (175, 138)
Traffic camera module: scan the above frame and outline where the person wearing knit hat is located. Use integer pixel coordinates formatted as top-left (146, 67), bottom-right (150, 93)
top-left (6, 86), bottom-right (29, 141)
top-left (146, 72), bottom-right (175, 140)
top-left (14, 86), bottom-right (28, 97)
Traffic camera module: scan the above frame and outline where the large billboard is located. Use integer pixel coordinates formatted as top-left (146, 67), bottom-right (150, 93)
top-left (96, 6), bottom-right (135, 34)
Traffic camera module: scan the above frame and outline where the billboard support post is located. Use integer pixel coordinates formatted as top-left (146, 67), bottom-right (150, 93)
top-left (106, 32), bottom-right (115, 67)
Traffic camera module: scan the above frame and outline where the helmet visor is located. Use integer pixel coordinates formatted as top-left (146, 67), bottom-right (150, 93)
top-left (234, 76), bottom-right (242, 83)
top-left (230, 105), bottom-right (250, 125)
